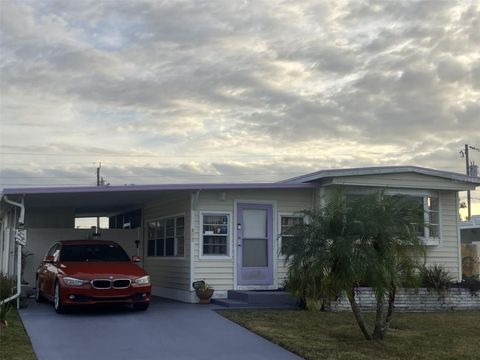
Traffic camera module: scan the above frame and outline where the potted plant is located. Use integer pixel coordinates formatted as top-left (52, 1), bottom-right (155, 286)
top-left (193, 281), bottom-right (214, 304)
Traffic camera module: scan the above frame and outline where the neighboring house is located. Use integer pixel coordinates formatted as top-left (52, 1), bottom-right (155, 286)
top-left (460, 215), bottom-right (480, 277)
top-left (1, 166), bottom-right (479, 303)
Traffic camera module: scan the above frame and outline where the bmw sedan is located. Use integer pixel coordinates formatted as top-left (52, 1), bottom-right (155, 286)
top-left (36, 240), bottom-right (152, 313)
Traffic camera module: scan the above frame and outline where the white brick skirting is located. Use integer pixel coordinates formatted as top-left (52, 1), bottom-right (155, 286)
top-left (333, 287), bottom-right (480, 311)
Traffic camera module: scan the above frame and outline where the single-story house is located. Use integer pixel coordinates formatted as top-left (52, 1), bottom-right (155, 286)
top-left (460, 215), bottom-right (480, 277)
top-left (1, 166), bottom-right (479, 303)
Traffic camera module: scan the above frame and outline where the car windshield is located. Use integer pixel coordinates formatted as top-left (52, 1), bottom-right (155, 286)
top-left (60, 244), bottom-right (130, 262)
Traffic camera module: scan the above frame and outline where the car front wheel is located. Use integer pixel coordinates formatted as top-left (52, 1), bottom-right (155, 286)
top-left (54, 282), bottom-right (65, 314)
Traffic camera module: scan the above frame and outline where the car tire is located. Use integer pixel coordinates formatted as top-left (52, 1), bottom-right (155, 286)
top-left (133, 303), bottom-right (149, 311)
top-left (35, 278), bottom-right (45, 303)
top-left (54, 281), bottom-right (66, 314)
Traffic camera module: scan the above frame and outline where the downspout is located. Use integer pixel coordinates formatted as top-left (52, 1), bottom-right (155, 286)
top-left (189, 190), bottom-right (200, 301)
top-left (1, 196), bottom-right (25, 309)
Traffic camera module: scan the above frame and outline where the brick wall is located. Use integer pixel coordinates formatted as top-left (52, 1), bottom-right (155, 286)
top-left (333, 287), bottom-right (480, 311)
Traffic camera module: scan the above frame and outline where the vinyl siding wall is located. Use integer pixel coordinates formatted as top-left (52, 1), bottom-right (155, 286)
top-left (192, 189), bottom-right (314, 296)
top-left (143, 192), bottom-right (192, 292)
top-left (424, 191), bottom-right (461, 280)
top-left (327, 172), bottom-right (463, 281)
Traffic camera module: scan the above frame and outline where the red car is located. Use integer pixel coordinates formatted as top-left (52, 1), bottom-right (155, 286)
top-left (36, 240), bottom-right (151, 313)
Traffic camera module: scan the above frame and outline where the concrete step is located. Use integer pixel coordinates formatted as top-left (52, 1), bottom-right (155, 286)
top-left (213, 290), bottom-right (298, 308)
top-left (227, 290), bottom-right (297, 306)
top-left (212, 298), bottom-right (297, 309)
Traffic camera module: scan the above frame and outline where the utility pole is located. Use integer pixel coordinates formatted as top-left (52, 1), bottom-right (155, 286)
top-left (97, 162), bottom-right (101, 187)
top-left (460, 144), bottom-right (480, 220)
top-left (96, 162), bottom-right (101, 229)
top-left (465, 144), bottom-right (471, 220)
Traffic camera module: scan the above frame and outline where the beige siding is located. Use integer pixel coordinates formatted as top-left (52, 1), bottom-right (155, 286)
top-left (331, 173), bottom-right (473, 191)
top-left (143, 192), bottom-right (191, 291)
top-left (192, 189), bottom-right (314, 293)
top-left (424, 191), bottom-right (461, 280)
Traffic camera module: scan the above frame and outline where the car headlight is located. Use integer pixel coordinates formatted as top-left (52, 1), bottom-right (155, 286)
top-left (134, 275), bottom-right (150, 285)
top-left (63, 277), bottom-right (86, 286)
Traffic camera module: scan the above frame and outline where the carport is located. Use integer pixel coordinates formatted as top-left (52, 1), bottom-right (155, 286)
top-left (1, 181), bottom-right (316, 305)
top-left (0, 185), bottom-right (194, 303)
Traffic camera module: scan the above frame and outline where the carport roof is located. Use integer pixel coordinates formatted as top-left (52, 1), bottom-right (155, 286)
top-left (1, 182), bottom-right (314, 214)
top-left (2, 182), bottom-right (313, 196)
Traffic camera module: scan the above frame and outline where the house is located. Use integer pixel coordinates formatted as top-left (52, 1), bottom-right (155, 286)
top-left (460, 215), bottom-right (480, 277)
top-left (1, 166), bottom-right (479, 303)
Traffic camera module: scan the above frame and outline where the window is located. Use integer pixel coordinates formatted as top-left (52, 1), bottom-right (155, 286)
top-left (201, 213), bottom-right (230, 257)
top-left (280, 215), bottom-right (304, 255)
top-left (426, 196), bottom-right (440, 239)
top-left (61, 243), bottom-right (130, 262)
top-left (397, 195), bottom-right (440, 240)
top-left (46, 243), bottom-right (60, 261)
top-left (346, 192), bottom-right (440, 243)
top-left (147, 215), bottom-right (185, 257)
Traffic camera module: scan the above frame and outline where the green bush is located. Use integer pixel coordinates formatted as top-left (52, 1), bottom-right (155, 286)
top-left (0, 274), bottom-right (13, 301)
top-left (419, 264), bottom-right (454, 297)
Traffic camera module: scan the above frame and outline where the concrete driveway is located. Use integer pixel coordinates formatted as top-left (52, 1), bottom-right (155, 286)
top-left (19, 298), bottom-right (302, 360)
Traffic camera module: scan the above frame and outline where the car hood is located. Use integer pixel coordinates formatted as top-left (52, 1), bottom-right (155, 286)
top-left (59, 262), bottom-right (147, 279)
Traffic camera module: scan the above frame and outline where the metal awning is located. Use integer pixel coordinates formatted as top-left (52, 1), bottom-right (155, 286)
top-left (1, 182), bottom-right (314, 215)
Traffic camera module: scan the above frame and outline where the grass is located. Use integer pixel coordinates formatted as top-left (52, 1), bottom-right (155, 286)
top-left (218, 309), bottom-right (480, 360)
top-left (0, 308), bottom-right (36, 360)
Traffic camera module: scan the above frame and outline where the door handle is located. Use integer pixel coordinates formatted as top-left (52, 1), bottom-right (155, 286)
top-left (237, 242), bottom-right (242, 247)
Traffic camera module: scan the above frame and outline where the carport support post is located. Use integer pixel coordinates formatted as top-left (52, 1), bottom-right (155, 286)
top-left (16, 244), bottom-right (21, 309)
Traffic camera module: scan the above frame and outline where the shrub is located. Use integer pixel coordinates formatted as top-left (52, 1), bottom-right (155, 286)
top-left (454, 275), bottom-right (480, 297)
top-left (0, 274), bottom-right (14, 327)
top-left (419, 264), bottom-right (454, 297)
top-left (0, 274), bottom-right (13, 301)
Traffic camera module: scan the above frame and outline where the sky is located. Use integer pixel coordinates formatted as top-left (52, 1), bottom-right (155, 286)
top-left (0, 0), bottom-right (479, 217)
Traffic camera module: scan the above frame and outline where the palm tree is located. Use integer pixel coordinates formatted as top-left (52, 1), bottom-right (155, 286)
top-left (283, 190), bottom-right (425, 341)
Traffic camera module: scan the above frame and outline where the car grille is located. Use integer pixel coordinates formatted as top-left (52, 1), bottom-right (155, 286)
top-left (91, 279), bottom-right (131, 289)
top-left (113, 279), bottom-right (131, 289)
top-left (91, 280), bottom-right (111, 289)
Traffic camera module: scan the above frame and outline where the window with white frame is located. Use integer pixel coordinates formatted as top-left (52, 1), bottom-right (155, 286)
top-left (147, 215), bottom-right (185, 257)
top-left (280, 215), bottom-right (304, 255)
top-left (201, 213), bottom-right (230, 256)
top-left (346, 192), bottom-right (440, 242)
top-left (412, 195), bottom-right (439, 239)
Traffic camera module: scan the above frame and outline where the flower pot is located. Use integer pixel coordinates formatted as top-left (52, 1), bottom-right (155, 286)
top-left (195, 288), bottom-right (214, 304)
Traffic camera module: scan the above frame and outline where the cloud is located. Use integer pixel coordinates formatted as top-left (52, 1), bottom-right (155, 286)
top-left (0, 0), bottom-right (479, 211)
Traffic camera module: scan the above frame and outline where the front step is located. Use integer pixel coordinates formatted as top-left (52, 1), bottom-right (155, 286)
top-left (213, 290), bottom-right (298, 309)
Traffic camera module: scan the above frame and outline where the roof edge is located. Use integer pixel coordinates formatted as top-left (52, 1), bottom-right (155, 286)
top-left (1, 182), bottom-right (314, 196)
top-left (280, 166), bottom-right (480, 185)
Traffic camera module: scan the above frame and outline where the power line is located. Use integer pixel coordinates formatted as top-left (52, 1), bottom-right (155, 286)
top-left (0, 172), bottom-right (303, 179)
top-left (0, 151), bottom-right (332, 158)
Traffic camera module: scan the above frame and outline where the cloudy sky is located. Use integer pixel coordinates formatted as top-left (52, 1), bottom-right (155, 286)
top-left (0, 0), bottom-right (479, 216)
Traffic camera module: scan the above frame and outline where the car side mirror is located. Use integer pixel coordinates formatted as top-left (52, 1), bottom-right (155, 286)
top-left (44, 255), bottom-right (55, 263)
top-left (131, 256), bottom-right (141, 263)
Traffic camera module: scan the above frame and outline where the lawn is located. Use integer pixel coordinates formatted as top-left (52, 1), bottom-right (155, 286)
top-left (0, 308), bottom-right (36, 360)
top-left (218, 309), bottom-right (480, 360)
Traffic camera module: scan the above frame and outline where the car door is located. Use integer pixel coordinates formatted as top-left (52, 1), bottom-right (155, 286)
top-left (39, 243), bottom-right (60, 298)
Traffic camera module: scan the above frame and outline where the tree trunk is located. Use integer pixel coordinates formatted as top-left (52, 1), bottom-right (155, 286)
top-left (384, 286), bottom-right (396, 333)
top-left (372, 294), bottom-right (386, 340)
top-left (347, 289), bottom-right (372, 340)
